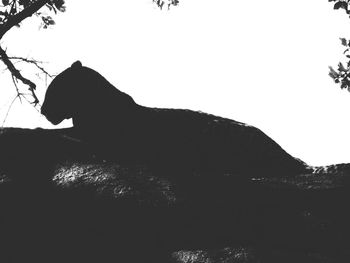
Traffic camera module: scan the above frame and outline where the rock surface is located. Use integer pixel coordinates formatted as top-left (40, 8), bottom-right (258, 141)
top-left (0, 127), bottom-right (350, 262)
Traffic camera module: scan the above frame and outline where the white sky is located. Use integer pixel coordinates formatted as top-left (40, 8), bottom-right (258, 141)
top-left (1, 0), bottom-right (350, 166)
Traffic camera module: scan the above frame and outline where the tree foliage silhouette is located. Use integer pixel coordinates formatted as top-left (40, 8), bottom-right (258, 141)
top-left (328, 0), bottom-right (350, 91)
top-left (0, 0), bottom-right (177, 111)
top-left (153, 0), bottom-right (179, 10)
top-left (0, 0), bottom-right (66, 106)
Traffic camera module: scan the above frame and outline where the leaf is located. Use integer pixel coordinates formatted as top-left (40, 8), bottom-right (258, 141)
top-left (53, 0), bottom-right (66, 12)
top-left (46, 4), bottom-right (53, 11)
top-left (41, 16), bottom-right (56, 27)
top-left (329, 72), bottom-right (336, 79)
top-left (338, 62), bottom-right (346, 72)
top-left (329, 66), bottom-right (340, 79)
top-left (18, 0), bottom-right (31, 7)
top-left (334, 1), bottom-right (348, 10)
top-left (340, 38), bottom-right (348, 46)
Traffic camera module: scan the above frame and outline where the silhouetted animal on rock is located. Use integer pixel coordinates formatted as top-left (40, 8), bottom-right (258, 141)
top-left (41, 61), bottom-right (308, 177)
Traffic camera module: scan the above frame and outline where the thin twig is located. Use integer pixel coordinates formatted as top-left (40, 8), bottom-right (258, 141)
top-left (8, 56), bottom-right (53, 77)
top-left (22, 94), bottom-right (42, 109)
top-left (11, 74), bottom-right (22, 103)
top-left (1, 94), bottom-right (19, 127)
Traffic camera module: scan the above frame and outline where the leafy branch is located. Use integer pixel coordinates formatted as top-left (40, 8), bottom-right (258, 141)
top-left (0, 0), bottom-right (65, 106)
top-left (328, 1), bottom-right (350, 90)
top-left (0, 0), bottom-right (176, 111)
top-left (329, 38), bottom-right (350, 91)
top-left (153, 0), bottom-right (179, 10)
top-left (328, 0), bottom-right (350, 17)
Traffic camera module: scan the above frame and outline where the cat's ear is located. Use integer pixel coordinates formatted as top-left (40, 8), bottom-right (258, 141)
top-left (71, 61), bottom-right (83, 69)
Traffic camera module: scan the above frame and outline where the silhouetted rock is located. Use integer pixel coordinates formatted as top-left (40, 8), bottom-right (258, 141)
top-left (1, 127), bottom-right (350, 262)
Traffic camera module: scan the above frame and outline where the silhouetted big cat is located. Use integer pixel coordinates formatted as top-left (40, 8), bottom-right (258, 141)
top-left (41, 61), bottom-right (307, 176)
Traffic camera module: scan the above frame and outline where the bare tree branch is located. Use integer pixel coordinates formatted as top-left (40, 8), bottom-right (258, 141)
top-left (0, 0), bottom-right (50, 39)
top-left (8, 56), bottom-right (53, 77)
top-left (0, 0), bottom-right (65, 112)
top-left (0, 45), bottom-right (39, 105)
top-left (11, 74), bottom-right (23, 103)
